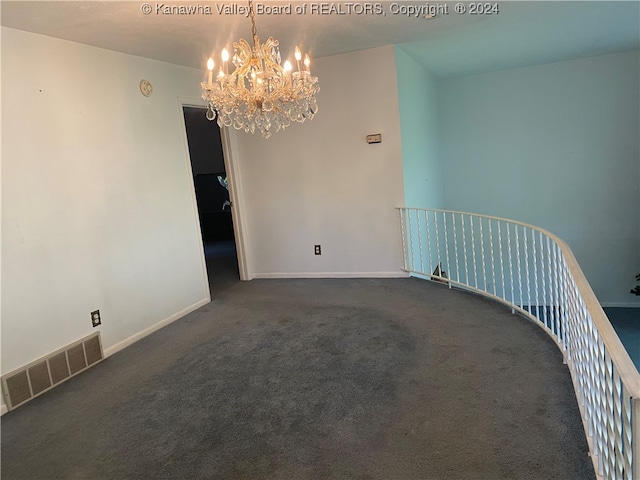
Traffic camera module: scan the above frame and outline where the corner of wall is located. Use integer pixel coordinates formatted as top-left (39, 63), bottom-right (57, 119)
top-left (394, 46), bottom-right (444, 209)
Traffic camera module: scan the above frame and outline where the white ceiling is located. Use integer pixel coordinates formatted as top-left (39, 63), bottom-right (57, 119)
top-left (2, 1), bottom-right (639, 78)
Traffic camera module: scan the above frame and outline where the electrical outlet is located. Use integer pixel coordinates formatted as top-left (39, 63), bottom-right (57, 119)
top-left (314, 245), bottom-right (322, 255)
top-left (91, 310), bottom-right (101, 327)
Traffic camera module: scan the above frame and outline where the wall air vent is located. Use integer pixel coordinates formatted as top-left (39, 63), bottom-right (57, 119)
top-left (1, 332), bottom-right (103, 412)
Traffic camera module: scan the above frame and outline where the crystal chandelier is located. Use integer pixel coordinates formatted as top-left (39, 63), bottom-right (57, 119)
top-left (201, 0), bottom-right (319, 138)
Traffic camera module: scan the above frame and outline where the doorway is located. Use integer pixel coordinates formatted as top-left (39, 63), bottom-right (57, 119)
top-left (182, 105), bottom-right (240, 295)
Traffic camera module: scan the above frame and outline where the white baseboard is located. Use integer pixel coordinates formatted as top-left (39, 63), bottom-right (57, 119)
top-left (601, 302), bottom-right (640, 308)
top-left (252, 271), bottom-right (410, 279)
top-left (103, 297), bottom-right (210, 358)
top-left (1, 402), bottom-right (7, 416)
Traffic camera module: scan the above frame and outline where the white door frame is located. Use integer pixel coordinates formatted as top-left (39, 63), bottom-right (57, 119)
top-left (219, 123), bottom-right (252, 281)
top-left (178, 97), bottom-right (251, 281)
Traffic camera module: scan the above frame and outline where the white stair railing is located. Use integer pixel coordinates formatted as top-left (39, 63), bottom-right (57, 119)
top-left (398, 207), bottom-right (640, 480)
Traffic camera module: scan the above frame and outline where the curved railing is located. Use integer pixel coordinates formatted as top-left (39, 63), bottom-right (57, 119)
top-left (397, 207), bottom-right (640, 480)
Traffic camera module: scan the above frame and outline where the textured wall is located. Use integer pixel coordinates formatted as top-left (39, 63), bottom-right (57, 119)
top-left (1, 27), bottom-right (210, 375)
top-left (438, 50), bottom-right (640, 305)
top-left (234, 46), bottom-right (406, 278)
top-left (395, 46), bottom-right (443, 209)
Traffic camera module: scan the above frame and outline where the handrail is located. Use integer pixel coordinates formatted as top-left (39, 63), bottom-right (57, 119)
top-left (397, 207), bottom-right (639, 480)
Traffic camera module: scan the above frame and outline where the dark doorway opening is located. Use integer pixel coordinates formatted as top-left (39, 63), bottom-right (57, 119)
top-left (183, 106), bottom-right (240, 295)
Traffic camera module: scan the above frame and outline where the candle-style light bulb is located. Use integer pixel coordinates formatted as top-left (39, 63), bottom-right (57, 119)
top-left (207, 58), bottom-right (214, 83)
top-left (294, 46), bottom-right (302, 72)
top-left (221, 48), bottom-right (230, 75)
top-left (304, 54), bottom-right (311, 73)
top-left (283, 60), bottom-right (292, 85)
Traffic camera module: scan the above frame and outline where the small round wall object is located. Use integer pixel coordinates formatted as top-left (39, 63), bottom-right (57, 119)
top-left (139, 80), bottom-right (153, 97)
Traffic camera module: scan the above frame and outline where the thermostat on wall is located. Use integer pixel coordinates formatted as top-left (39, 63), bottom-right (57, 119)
top-left (366, 133), bottom-right (382, 144)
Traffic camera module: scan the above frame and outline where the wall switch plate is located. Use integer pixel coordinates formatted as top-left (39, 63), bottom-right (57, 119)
top-left (366, 133), bottom-right (382, 144)
top-left (91, 310), bottom-right (101, 327)
top-left (314, 245), bottom-right (322, 255)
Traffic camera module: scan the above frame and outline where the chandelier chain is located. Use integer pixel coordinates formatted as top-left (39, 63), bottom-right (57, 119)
top-left (248, 0), bottom-right (258, 47)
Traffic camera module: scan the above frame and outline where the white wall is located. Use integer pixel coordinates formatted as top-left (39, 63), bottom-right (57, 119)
top-left (1, 27), bottom-right (210, 376)
top-left (438, 50), bottom-right (640, 306)
top-left (395, 47), bottom-right (443, 209)
top-left (234, 46), bottom-right (406, 278)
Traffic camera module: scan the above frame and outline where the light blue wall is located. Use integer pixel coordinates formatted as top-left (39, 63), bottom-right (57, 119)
top-left (438, 50), bottom-right (640, 305)
top-left (395, 46), bottom-right (443, 209)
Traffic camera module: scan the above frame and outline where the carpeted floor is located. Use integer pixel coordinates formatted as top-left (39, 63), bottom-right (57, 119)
top-left (1, 276), bottom-right (595, 480)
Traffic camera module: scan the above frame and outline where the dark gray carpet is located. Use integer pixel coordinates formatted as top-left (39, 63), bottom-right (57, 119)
top-left (1, 278), bottom-right (594, 479)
